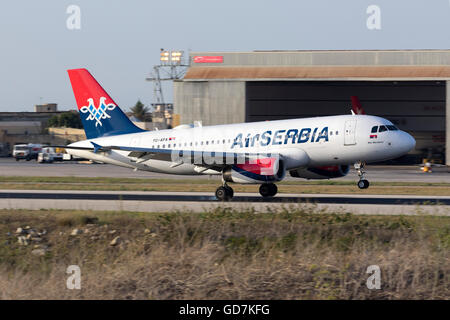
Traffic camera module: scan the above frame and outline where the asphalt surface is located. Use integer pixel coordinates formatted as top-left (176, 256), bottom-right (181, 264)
top-left (0, 158), bottom-right (449, 182)
top-left (1, 158), bottom-right (449, 215)
top-left (1, 190), bottom-right (449, 205)
top-left (0, 190), bottom-right (449, 215)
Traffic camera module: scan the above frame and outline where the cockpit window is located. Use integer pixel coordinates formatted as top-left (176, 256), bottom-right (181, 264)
top-left (371, 126), bottom-right (378, 133)
top-left (386, 125), bottom-right (398, 131)
top-left (378, 125), bottom-right (388, 133)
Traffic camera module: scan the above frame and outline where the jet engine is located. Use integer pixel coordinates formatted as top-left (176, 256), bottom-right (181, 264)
top-left (223, 157), bottom-right (286, 184)
top-left (289, 165), bottom-right (350, 180)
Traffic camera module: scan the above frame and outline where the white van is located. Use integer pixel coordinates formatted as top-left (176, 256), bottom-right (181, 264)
top-left (13, 144), bottom-right (43, 161)
top-left (13, 144), bottom-right (31, 161)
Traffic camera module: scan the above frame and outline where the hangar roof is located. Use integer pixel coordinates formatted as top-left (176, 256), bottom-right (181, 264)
top-left (184, 50), bottom-right (450, 81)
top-left (184, 65), bottom-right (450, 80)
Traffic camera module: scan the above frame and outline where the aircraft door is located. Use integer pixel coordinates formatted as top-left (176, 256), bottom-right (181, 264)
top-left (344, 120), bottom-right (357, 146)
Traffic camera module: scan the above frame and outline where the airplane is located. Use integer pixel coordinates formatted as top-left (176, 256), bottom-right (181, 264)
top-left (62, 68), bottom-right (416, 201)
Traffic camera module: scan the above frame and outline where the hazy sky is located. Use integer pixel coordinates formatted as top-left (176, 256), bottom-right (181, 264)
top-left (0, 0), bottom-right (449, 112)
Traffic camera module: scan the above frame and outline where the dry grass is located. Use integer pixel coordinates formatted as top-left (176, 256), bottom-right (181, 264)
top-left (0, 208), bottom-right (448, 300)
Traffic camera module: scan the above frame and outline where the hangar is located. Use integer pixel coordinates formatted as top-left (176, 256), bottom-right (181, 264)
top-left (173, 50), bottom-right (450, 165)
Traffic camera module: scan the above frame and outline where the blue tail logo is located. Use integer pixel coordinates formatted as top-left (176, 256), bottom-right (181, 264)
top-left (80, 97), bottom-right (117, 127)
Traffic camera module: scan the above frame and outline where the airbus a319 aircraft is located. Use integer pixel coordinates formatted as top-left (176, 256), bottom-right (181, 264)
top-left (63, 69), bottom-right (416, 201)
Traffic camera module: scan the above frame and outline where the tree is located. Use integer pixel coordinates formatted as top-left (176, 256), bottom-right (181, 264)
top-left (130, 100), bottom-right (151, 121)
top-left (47, 112), bottom-right (83, 128)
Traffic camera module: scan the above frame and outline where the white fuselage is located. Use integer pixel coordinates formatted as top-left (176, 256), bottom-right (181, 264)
top-left (67, 114), bottom-right (415, 175)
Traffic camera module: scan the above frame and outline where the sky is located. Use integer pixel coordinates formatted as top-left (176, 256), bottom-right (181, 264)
top-left (0, 0), bottom-right (449, 112)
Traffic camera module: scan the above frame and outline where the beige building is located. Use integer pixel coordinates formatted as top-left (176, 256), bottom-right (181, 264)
top-left (34, 103), bottom-right (58, 113)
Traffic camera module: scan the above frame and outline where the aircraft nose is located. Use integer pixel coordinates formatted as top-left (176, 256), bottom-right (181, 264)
top-left (401, 131), bottom-right (416, 153)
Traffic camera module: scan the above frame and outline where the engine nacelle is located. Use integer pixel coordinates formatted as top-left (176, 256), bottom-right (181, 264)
top-left (289, 165), bottom-right (350, 180)
top-left (223, 157), bottom-right (286, 184)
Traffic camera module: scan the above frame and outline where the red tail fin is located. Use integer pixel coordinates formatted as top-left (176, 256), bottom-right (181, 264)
top-left (351, 96), bottom-right (365, 115)
top-left (67, 68), bottom-right (117, 110)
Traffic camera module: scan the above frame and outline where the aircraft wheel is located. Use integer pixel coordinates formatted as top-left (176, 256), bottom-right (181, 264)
top-left (259, 183), bottom-right (277, 197)
top-left (224, 185), bottom-right (234, 198)
top-left (269, 183), bottom-right (278, 196)
top-left (357, 179), bottom-right (370, 189)
top-left (216, 186), bottom-right (232, 201)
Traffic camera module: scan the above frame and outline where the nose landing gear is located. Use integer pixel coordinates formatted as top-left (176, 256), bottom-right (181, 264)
top-left (354, 161), bottom-right (370, 189)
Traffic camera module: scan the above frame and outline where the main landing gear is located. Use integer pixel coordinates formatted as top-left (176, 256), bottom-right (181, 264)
top-left (215, 182), bottom-right (278, 201)
top-left (215, 184), bottom-right (234, 201)
top-left (354, 161), bottom-right (370, 189)
top-left (259, 183), bottom-right (278, 198)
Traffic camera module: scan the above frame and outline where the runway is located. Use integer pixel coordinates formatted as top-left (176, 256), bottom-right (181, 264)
top-left (1, 158), bottom-right (449, 215)
top-left (1, 158), bottom-right (449, 182)
top-left (1, 190), bottom-right (449, 216)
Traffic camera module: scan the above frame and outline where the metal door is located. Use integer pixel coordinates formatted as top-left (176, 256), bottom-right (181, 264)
top-left (344, 120), bottom-right (357, 145)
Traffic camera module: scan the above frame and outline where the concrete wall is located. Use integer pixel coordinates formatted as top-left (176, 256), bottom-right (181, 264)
top-left (47, 127), bottom-right (86, 142)
top-left (174, 80), bottom-right (245, 126)
top-left (0, 121), bottom-right (42, 134)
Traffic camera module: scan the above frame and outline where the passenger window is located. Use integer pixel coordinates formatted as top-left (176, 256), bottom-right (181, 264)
top-left (379, 125), bottom-right (388, 133)
top-left (371, 126), bottom-right (378, 133)
top-left (387, 125), bottom-right (398, 131)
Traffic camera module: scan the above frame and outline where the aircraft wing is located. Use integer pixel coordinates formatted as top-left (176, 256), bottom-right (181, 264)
top-left (59, 142), bottom-right (280, 170)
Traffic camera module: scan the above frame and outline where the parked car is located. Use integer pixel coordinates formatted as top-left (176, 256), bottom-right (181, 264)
top-left (37, 147), bottom-right (64, 163)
